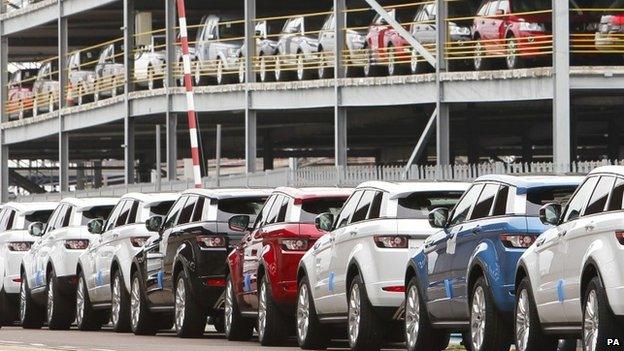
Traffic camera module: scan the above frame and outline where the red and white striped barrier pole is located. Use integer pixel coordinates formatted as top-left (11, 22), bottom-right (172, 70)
top-left (176, 0), bottom-right (203, 189)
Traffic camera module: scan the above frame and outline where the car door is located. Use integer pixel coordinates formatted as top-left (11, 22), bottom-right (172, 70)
top-left (312, 190), bottom-right (363, 315)
top-left (534, 176), bottom-right (598, 324)
top-left (425, 184), bottom-right (483, 320)
top-left (561, 175), bottom-right (615, 322)
top-left (319, 14), bottom-right (335, 53)
top-left (26, 205), bottom-right (60, 288)
top-left (35, 205), bottom-right (72, 288)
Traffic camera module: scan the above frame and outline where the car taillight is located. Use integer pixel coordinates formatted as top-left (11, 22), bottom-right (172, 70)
top-left (500, 234), bottom-right (535, 248)
top-left (196, 235), bottom-right (226, 248)
top-left (7, 241), bottom-right (32, 252)
top-left (206, 278), bottom-right (226, 287)
top-left (130, 236), bottom-right (149, 247)
top-left (64, 239), bottom-right (89, 250)
top-left (382, 285), bottom-right (405, 293)
top-left (373, 235), bottom-right (408, 249)
top-left (280, 239), bottom-right (308, 251)
top-left (615, 231), bottom-right (624, 245)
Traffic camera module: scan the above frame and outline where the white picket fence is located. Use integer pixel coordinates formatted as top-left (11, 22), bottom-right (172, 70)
top-left (14, 160), bottom-right (619, 202)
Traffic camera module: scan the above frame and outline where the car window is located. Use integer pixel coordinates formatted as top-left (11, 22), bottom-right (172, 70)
top-left (217, 197), bottom-right (266, 222)
top-left (608, 177), bottom-right (624, 211)
top-left (105, 201), bottom-right (125, 231)
top-left (150, 201), bottom-right (175, 217)
top-left (163, 196), bottom-right (187, 230)
top-left (492, 186), bottom-right (510, 216)
top-left (192, 197), bottom-right (206, 222)
top-left (299, 198), bottom-right (348, 222)
top-left (335, 191), bottom-right (363, 229)
top-left (526, 185), bottom-right (577, 216)
top-left (487, 0), bottom-right (500, 15)
top-left (276, 196), bottom-right (290, 223)
top-left (61, 206), bottom-right (73, 227)
top-left (368, 192), bottom-right (384, 219)
top-left (563, 177), bottom-right (599, 222)
top-left (477, 1), bottom-right (491, 16)
top-left (397, 191), bottom-right (464, 219)
top-left (470, 184), bottom-right (500, 220)
top-left (25, 210), bottom-right (54, 227)
top-left (264, 195), bottom-right (284, 225)
top-left (351, 190), bottom-right (375, 224)
top-left (178, 196), bottom-right (198, 225)
top-left (449, 184), bottom-right (484, 226)
top-left (116, 200), bottom-right (133, 227)
top-left (254, 195), bottom-right (277, 229)
top-left (498, 0), bottom-right (510, 14)
top-left (81, 206), bottom-right (113, 225)
top-left (44, 206), bottom-right (62, 233)
top-left (127, 201), bottom-right (139, 224)
top-left (584, 176), bottom-right (615, 216)
top-left (322, 14), bottom-right (334, 30)
top-left (0, 209), bottom-right (15, 231)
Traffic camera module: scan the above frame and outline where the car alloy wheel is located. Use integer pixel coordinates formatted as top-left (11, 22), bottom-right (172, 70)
top-left (111, 275), bottom-right (122, 328)
top-left (258, 278), bottom-right (268, 340)
top-left (238, 58), bottom-right (245, 83)
top-left (583, 290), bottom-right (599, 351)
top-left (348, 283), bottom-right (361, 346)
top-left (174, 277), bottom-right (186, 332)
top-left (259, 56), bottom-right (267, 82)
top-left (148, 67), bottom-right (155, 90)
top-left (507, 37), bottom-right (517, 69)
top-left (130, 277), bottom-right (141, 331)
top-left (515, 288), bottom-right (531, 351)
top-left (296, 281), bottom-right (310, 343)
top-left (224, 279), bottom-right (234, 335)
top-left (410, 49), bottom-right (419, 74)
top-left (470, 286), bottom-right (486, 351)
top-left (387, 47), bottom-right (395, 76)
top-left (296, 53), bottom-right (305, 80)
top-left (111, 77), bottom-right (118, 97)
top-left (405, 283), bottom-right (420, 350)
top-left (217, 60), bottom-right (224, 84)
top-left (363, 48), bottom-right (372, 77)
top-left (474, 40), bottom-right (484, 71)
top-left (48, 94), bottom-right (54, 113)
top-left (46, 278), bottom-right (54, 324)
top-left (318, 52), bottom-right (327, 79)
top-left (76, 277), bottom-right (86, 327)
top-left (19, 280), bottom-right (27, 323)
top-left (274, 57), bottom-right (283, 81)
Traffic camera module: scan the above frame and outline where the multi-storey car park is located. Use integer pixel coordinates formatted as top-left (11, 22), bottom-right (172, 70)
top-left (1, 0), bottom-right (624, 200)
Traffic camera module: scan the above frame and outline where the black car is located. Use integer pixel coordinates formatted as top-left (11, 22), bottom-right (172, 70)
top-left (129, 189), bottom-right (270, 337)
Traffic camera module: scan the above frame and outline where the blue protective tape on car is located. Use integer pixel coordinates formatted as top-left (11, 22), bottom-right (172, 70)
top-left (157, 270), bottom-right (164, 289)
top-left (444, 279), bottom-right (453, 299)
top-left (243, 274), bottom-right (251, 292)
top-left (328, 272), bottom-right (335, 292)
top-left (557, 279), bottom-right (565, 303)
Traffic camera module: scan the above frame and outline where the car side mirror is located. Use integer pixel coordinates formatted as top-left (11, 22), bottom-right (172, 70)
top-left (28, 222), bottom-right (44, 237)
top-left (315, 212), bottom-right (334, 232)
top-left (228, 215), bottom-right (251, 232)
top-left (145, 215), bottom-right (164, 232)
top-left (495, 9), bottom-right (505, 16)
top-left (539, 203), bottom-right (561, 226)
top-left (428, 208), bottom-right (449, 228)
top-left (87, 219), bottom-right (104, 235)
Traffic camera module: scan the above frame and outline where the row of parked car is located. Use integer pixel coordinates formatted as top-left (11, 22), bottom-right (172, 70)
top-left (8, 0), bottom-right (624, 119)
top-left (2, 166), bottom-right (624, 351)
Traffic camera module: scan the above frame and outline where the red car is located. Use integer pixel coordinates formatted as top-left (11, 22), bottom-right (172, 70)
top-left (7, 69), bottom-right (37, 120)
top-left (472, 0), bottom-right (551, 70)
top-left (364, 8), bottom-right (414, 77)
top-left (224, 187), bottom-right (352, 345)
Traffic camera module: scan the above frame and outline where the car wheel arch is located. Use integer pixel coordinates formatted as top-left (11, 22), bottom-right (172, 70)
top-left (515, 263), bottom-right (529, 290)
top-left (346, 260), bottom-right (364, 298)
top-left (467, 261), bottom-right (487, 298)
top-left (110, 259), bottom-right (121, 281)
top-left (580, 258), bottom-right (605, 306)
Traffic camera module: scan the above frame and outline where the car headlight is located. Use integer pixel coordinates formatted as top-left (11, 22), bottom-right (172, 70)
top-left (227, 48), bottom-right (239, 57)
top-left (196, 235), bottom-right (226, 248)
top-left (130, 236), bottom-right (149, 247)
top-left (280, 238), bottom-right (309, 251)
top-left (7, 241), bottom-right (32, 252)
top-left (518, 22), bottom-right (546, 32)
top-left (450, 26), bottom-right (471, 36)
top-left (64, 239), bottom-right (89, 250)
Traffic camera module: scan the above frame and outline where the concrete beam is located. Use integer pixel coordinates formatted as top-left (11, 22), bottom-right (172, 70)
top-left (124, 0), bottom-right (135, 184)
top-left (0, 37), bottom-right (7, 201)
top-left (244, 0), bottom-right (257, 173)
top-left (435, 0), bottom-right (449, 165)
top-left (58, 4), bottom-right (69, 192)
top-left (552, 0), bottom-right (571, 167)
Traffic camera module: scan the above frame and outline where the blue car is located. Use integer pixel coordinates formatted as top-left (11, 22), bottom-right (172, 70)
top-left (403, 175), bottom-right (582, 351)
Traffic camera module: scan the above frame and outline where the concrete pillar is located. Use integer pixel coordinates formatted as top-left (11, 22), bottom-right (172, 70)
top-left (263, 131), bottom-right (274, 170)
top-left (244, 0), bottom-right (257, 173)
top-left (124, 0), bottom-right (136, 184)
top-left (165, 0), bottom-right (177, 181)
top-left (58, 7), bottom-right (69, 191)
top-left (334, 0), bottom-right (347, 167)
top-left (59, 132), bottom-right (69, 192)
top-left (0, 37), bottom-right (8, 202)
top-left (435, 0), bottom-right (450, 165)
top-left (522, 131), bottom-right (534, 164)
top-left (467, 115), bottom-right (480, 164)
top-left (93, 160), bottom-right (103, 188)
top-left (76, 161), bottom-right (85, 190)
top-left (166, 114), bottom-right (178, 180)
top-left (552, 0), bottom-right (571, 167)
top-left (608, 118), bottom-right (619, 160)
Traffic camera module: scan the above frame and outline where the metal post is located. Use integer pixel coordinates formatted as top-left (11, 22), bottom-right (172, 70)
top-left (435, 0), bottom-right (450, 165)
top-left (165, 0), bottom-right (178, 181)
top-left (334, 0), bottom-right (347, 168)
top-left (404, 107), bottom-right (438, 175)
top-left (244, 0), bottom-right (257, 173)
top-left (58, 9), bottom-right (70, 191)
top-left (0, 37), bottom-right (8, 202)
top-left (94, 160), bottom-right (103, 188)
top-left (552, 0), bottom-right (571, 168)
top-left (216, 124), bottom-right (221, 187)
top-left (166, 114), bottom-right (178, 180)
top-left (166, 0), bottom-right (177, 89)
top-left (76, 161), bottom-right (85, 190)
top-left (156, 125), bottom-right (162, 192)
top-left (124, 0), bottom-right (136, 184)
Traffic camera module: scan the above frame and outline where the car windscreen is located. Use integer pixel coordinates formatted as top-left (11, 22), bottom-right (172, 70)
top-left (299, 198), bottom-right (348, 223)
top-left (24, 210), bottom-right (54, 228)
top-left (512, 0), bottom-right (552, 12)
top-left (221, 21), bottom-right (245, 38)
top-left (149, 201), bottom-right (174, 216)
top-left (81, 205), bottom-right (114, 225)
top-left (397, 191), bottom-right (464, 219)
top-left (525, 186), bottom-right (577, 216)
top-left (217, 197), bottom-right (267, 221)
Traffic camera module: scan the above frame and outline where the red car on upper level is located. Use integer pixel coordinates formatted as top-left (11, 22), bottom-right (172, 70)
top-left (224, 187), bottom-right (352, 345)
top-left (364, 8), bottom-right (414, 77)
top-left (472, 0), bottom-right (552, 70)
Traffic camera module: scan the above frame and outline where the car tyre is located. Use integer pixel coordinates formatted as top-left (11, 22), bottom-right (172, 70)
top-left (473, 37), bottom-right (491, 71)
top-left (582, 277), bottom-right (623, 351)
top-left (514, 277), bottom-right (558, 351)
top-left (317, 50), bottom-right (334, 79)
top-left (363, 47), bottom-right (380, 77)
top-left (46, 271), bottom-right (74, 330)
top-left (224, 275), bottom-right (253, 341)
top-left (296, 276), bottom-right (329, 350)
top-left (174, 270), bottom-right (206, 338)
top-left (257, 274), bottom-right (290, 346)
top-left (348, 274), bottom-right (382, 351)
top-left (130, 273), bottom-right (157, 335)
top-left (469, 276), bottom-right (510, 351)
top-left (405, 276), bottom-right (450, 351)
top-left (258, 54), bottom-right (272, 82)
top-left (506, 35), bottom-right (524, 70)
top-left (19, 273), bottom-right (44, 329)
top-left (111, 269), bottom-right (131, 332)
top-left (75, 273), bottom-right (106, 331)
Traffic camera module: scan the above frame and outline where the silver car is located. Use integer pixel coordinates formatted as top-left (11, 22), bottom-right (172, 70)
top-left (94, 43), bottom-right (125, 101)
top-left (32, 61), bottom-right (59, 116)
top-left (194, 15), bottom-right (245, 85)
top-left (274, 16), bottom-right (321, 81)
top-left (317, 12), bottom-right (367, 78)
top-left (67, 50), bottom-right (97, 106)
top-left (235, 20), bottom-right (279, 83)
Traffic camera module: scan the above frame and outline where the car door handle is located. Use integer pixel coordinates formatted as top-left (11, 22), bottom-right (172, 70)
top-left (535, 238), bottom-right (545, 247)
top-left (472, 226), bottom-right (482, 235)
top-left (557, 230), bottom-right (567, 238)
top-left (585, 224), bottom-right (595, 232)
top-left (112, 233), bottom-right (119, 239)
top-left (348, 231), bottom-right (357, 236)
top-left (329, 237), bottom-right (335, 243)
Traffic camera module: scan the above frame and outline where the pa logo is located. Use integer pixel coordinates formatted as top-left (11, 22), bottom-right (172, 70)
top-left (607, 338), bottom-right (621, 347)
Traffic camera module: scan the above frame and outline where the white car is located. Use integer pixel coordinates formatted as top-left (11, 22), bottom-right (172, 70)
top-left (296, 181), bottom-right (470, 350)
top-left (75, 193), bottom-right (176, 332)
top-left (515, 166), bottom-right (624, 351)
top-left (0, 202), bottom-right (56, 325)
top-left (19, 197), bottom-right (117, 330)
